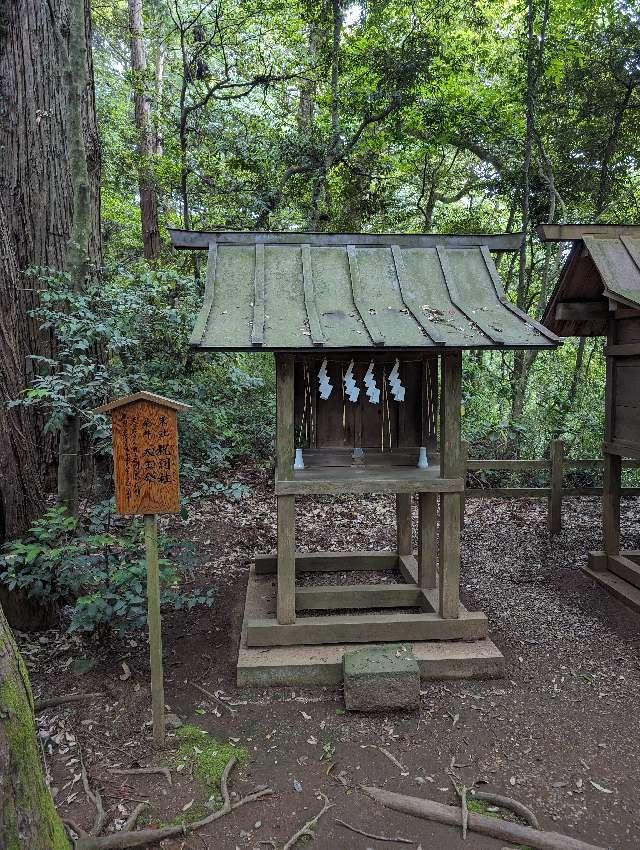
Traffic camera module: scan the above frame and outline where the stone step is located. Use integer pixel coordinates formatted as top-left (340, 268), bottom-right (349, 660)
top-left (343, 643), bottom-right (420, 712)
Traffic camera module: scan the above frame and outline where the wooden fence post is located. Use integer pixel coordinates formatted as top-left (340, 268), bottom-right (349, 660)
top-left (548, 438), bottom-right (564, 534)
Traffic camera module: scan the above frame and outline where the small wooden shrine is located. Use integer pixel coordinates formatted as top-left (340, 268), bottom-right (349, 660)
top-left (171, 229), bottom-right (557, 684)
top-left (540, 223), bottom-right (640, 611)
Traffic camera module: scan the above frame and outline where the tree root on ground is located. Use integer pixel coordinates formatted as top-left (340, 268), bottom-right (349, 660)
top-left (469, 788), bottom-right (540, 829)
top-left (281, 792), bottom-right (333, 850)
top-left (334, 816), bottom-right (413, 843)
top-left (65, 756), bottom-right (273, 850)
top-left (35, 692), bottom-right (104, 712)
top-left (108, 766), bottom-right (172, 785)
top-left (361, 785), bottom-right (606, 850)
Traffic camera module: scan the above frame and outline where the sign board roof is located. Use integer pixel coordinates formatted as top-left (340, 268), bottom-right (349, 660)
top-left (169, 230), bottom-right (558, 352)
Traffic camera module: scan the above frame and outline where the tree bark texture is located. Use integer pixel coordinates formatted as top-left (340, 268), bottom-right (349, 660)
top-left (0, 0), bottom-right (101, 533)
top-left (128, 0), bottom-right (161, 260)
top-left (0, 602), bottom-right (71, 849)
top-left (0, 201), bottom-right (45, 543)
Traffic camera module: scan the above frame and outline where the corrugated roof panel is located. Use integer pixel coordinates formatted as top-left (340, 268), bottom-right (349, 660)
top-left (583, 236), bottom-right (640, 309)
top-left (354, 247), bottom-right (428, 346)
top-left (309, 247), bottom-right (371, 346)
top-left (264, 245), bottom-right (311, 348)
top-left (401, 248), bottom-right (491, 345)
top-left (203, 245), bottom-right (254, 348)
top-left (445, 248), bottom-right (543, 346)
top-left (188, 236), bottom-right (556, 350)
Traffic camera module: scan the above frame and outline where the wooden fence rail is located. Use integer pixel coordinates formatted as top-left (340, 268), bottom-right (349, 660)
top-left (462, 439), bottom-right (640, 533)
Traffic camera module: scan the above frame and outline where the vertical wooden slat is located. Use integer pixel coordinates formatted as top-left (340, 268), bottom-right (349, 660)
top-left (276, 353), bottom-right (295, 479)
top-left (301, 244), bottom-right (325, 347)
top-left (460, 440), bottom-right (469, 529)
top-left (251, 242), bottom-right (265, 346)
top-left (418, 492), bottom-right (437, 589)
top-left (346, 244), bottom-right (385, 346)
top-left (277, 495), bottom-right (296, 624)
top-left (603, 316), bottom-right (621, 558)
top-left (439, 351), bottom-right (462, 618)
top-left (603, 454), bottom-right (621, 557)
top-left (396, 493), bottom-right (412, 557)
top-left (548, 438), bottom-right (564, 534)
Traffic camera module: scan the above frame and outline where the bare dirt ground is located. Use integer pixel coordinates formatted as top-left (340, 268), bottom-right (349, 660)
top-left (21, 467), bottom-right (640, 849)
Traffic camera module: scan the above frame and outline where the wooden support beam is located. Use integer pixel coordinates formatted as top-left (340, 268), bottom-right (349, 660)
top-left (548, 438), bottom-right (564, 534)
top-left (603, 452), bottom-right (621, 556)
top-left (396, 493), bottom-right (413, 557)
top-left (276, 353), bottom-right (295, 479)
top-left (418, 492), bottom-right (437, 589)
top-left (439, 352), bottom-right (462, 618)
top-left (169, 228), bottom-right (525, 252)
top-left (277, 495), bottom-right (296, 625)
top-left (537, 223), bottom-right (640, 242)
top-left (275, 474), bottom-right (463, 496)
top-left (555, 302), bottom-right (608, 322)
top-left (245, 609), bottom-right (488, 647)
top-left (603, 440), bottom-right (640, 458)
top-left (255, 550), bottom-right (398, 575)
top-left (295, 584), bottom-right (423, 610)
top-left (460, 440), bottom-right (469, 529)
top-left (605, 343), bottom-right (640, 357)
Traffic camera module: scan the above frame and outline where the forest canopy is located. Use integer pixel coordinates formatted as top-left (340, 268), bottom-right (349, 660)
top-left (93, 0), bottom-right (638, 457)
top-left (1, 0), bottom-right (639, 544)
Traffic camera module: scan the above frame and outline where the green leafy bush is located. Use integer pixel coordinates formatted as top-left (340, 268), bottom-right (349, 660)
top-left (0, 505), bottom-right (213, 637)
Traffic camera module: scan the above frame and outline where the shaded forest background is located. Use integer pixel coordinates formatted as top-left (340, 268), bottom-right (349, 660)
top-left (0, 0), bottom-right (639, 596)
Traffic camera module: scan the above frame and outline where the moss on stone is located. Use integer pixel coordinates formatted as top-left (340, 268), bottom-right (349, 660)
top-left (173, 724), bottom-right (249, 799)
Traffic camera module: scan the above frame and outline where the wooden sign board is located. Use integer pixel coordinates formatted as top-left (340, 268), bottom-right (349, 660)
top-left (96, 392), bottom-right (190, 516)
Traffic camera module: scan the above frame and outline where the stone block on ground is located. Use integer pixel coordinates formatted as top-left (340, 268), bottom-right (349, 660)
top-left (343, 643), bottom-right (420, 712)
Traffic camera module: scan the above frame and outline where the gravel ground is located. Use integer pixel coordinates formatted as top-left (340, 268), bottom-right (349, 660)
top-left (18, 469), bottom-right (640, 849)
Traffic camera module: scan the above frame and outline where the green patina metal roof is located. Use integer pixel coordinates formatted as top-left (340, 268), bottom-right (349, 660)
top-left (538, 225), bottom-right (640, 337)
top-left (169, 230), bottom-right (558, 351)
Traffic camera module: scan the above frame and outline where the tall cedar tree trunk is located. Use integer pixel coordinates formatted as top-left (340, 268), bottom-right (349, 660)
top-left (0, 201), bottom-right (45, 543)
top-left (0, 0), bottom-right (101, 534)
top-left (128, 0), bottom-right (161, 260)
top-left (0, 602), bottom-right (71, 849)
top-left (57, 0), bottom-right (93, 515)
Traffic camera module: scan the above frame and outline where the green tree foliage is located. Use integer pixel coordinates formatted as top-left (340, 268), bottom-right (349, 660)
top-left (88, 0), bottom-right (638, 461)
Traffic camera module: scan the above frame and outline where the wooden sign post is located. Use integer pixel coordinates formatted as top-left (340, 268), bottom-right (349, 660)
top-left (96, 391), bottom-right (191, 747)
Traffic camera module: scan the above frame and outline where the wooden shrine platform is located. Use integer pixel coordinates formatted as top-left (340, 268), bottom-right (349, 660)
top-left (236, 551), bottom-right (505, 687)
top-left (584, 550), bottom-right (640, 613)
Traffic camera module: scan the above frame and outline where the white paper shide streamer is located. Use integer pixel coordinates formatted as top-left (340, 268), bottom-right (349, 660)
top-left (344, 360), bottom-right (360, 402)
top-left (364, 361), bottom-right (380, 404)
top-left (318, 358), bottom-right (333, 400)
top-left (388, 358), bottom-right (405, 402)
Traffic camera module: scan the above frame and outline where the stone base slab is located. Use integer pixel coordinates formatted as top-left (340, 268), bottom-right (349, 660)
top-left (237, 566), bottom-right (505, 687)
